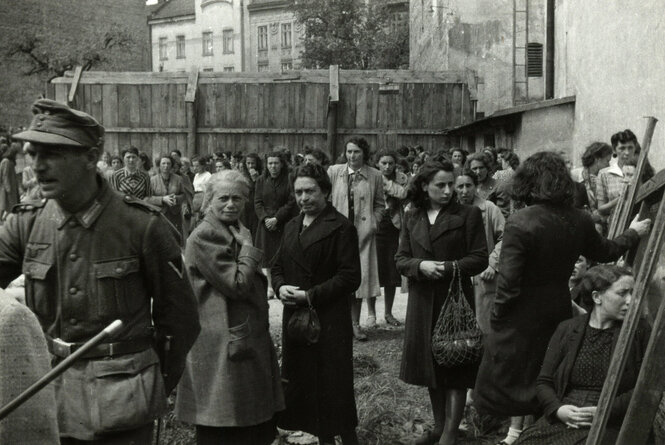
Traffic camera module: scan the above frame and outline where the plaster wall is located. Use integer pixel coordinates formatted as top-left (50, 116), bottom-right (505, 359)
top-left (410, 0), bottom-right (547, 116)
top-left (151, 0), bottom-right (243, 72)
top-left (245, 9), bottom-right (303, 72)
top-left (554, 0), bottom-right (665, 169)
top-left (513, 102), bottom-right (574, 159)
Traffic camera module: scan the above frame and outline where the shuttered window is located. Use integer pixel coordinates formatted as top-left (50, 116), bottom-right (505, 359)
top-left (527, 42), bottom-right (543, 77)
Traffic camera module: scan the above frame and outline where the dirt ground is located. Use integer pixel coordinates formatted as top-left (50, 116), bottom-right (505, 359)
top-left (158, 289), bottom-right (506, 445)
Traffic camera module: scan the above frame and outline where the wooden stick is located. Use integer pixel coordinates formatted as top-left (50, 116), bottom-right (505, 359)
top-left (586, 189), bottom-right (665, 445)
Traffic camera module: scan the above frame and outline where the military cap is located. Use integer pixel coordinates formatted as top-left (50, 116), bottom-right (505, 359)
top-left (13, 99), bottom-right (104, 148)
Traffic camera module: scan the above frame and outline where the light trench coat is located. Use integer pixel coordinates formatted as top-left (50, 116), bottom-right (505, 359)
top-left (175, 214), bottom-right (284, 427)
top-left (328, 163), bottom-right (384, 299)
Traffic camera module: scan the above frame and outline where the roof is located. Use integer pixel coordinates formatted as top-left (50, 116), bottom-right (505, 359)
top-left (149, 0), bottom-right (195, 21)
top-left (247, 0), bottom-right (291, 12)
top-left (444, 96), bottom-right (576, 135)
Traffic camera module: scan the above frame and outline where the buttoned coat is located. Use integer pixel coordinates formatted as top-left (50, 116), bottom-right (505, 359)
top-left (271, 204), bottom-right (361, 437)
top-left (175, 214), bottom-right (284, 427)
top-left (328, 163), bottom-right (384, 299)
top-left (396, 202), bottom-right (488, 388)
top-left (254, 172), bottom-right (296, 266)
top-left (474, 204), bottom-right (641, 416)
top-left (146, 173), bottom-right (187, 241)
top-left (0, 291), bottom-right (59, 445)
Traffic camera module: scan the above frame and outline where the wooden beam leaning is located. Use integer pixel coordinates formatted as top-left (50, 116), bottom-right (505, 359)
top-left (327, 65), bottom-right (340, 162)
top-left (67, 66), bottom-right (83, 105)
top-left (608, 117), bottom-right (658, 239)
top-left (585, 187), bottom-right (665, 445)
top-left (184, 68), bottom-right (199, 158)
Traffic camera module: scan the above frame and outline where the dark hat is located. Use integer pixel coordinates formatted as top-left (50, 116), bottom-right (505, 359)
top-left (13, 99), bottom-right (104, 148)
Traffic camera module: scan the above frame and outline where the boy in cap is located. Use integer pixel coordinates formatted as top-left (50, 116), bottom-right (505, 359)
top-left (0, 99), bottom-right (200, 444)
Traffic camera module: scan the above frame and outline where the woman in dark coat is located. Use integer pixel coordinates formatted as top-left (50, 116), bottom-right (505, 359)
top-left (271, 164), bottom-right (362, 445)
top-left (473, 153), bottom-right (651, 431)
top-left (240, 152), bottom-right (262, 238)
top-left (254, 150), bottom-right (296, 297)
top-left (515, 265), bottom-right (650, 445)
top-left (396, 160), bottom-right (488, 445)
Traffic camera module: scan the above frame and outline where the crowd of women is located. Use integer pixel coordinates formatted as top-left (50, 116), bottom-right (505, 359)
top-left (0, 127), bottom-right (656, 445)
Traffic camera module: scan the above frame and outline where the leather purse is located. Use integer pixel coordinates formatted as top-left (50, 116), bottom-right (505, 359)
top-left (287, 291), bottom-right (321, 345)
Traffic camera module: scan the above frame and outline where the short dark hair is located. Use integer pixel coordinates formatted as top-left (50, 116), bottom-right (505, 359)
top-left (344, 137), bottom-right (370, 163)
top-left (457, 168), bottom-right (479, 186)
top-left (610, 129), bottom-right (638, 149)
top-left (510, 151), bottom-right (575, 206)
top-left (170, 149), bottom-right (182, 157)
top-left (503, 151), bottom-right (520, 170)
top-left (581, 142), bottom-right (613, 168)
top-left (263, 150), bottom-right (288, 178)
top-left (577, 264), bottom-right (633, 309)
top-left (303, 147), bottom-right (329, 166)
top-left (293, 163), bottom-right (332, 197)
top-left (407, 160), bottom-right (455, 210)
top-left (158, 154), bottom-right (176, 169)
top-left (121, 146), bottom-right (139, 158)
top-left (245, 152), bottom-right (263, 172)
top-left (110, 155), bottom-right (122, 164)
top-left (139, 152), bottom-right (152, 170)
top-left (464, 152), bottom-right (492, 171)
top-left (449, 147), bottom-right (468, 164)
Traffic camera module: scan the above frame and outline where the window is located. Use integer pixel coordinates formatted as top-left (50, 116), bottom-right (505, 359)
top-left (223, 29), bottom-right (234, 54)
top-left (281, 23), bottom-right (292, 48)
top-left (158, 37), bottom-right (168, 60)
top-left (223, 66), bottom-right (235, 72)
top-left (258, 62), bottom-right (269, 72)
top-left (176, 35), bottom-right (185, 59)
top-left (281, 60), bottom-right (293, 72)
top-left (258, 25), bottom-right (268, 51)
top-left (203, 67), bottom-right (214, 72)
top-left (527, 42), bottom-right (543, 77)
top-left (202, 31), bottom-right (213, 56)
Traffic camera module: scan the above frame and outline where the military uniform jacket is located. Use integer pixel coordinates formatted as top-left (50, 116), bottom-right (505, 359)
top-left (0, 178), bottom-right (200, 439)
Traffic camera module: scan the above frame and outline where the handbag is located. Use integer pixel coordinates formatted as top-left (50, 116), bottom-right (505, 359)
top-left (431, 261), bottom-right (483, 367)
top-left (287, 291), bottom-right (321, 345)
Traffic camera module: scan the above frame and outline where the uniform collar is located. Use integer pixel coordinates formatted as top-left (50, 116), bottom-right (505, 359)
top-left (51, 176), bottom-right (113, 230)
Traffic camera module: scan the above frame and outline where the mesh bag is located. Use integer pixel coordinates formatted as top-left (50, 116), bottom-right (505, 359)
top-left (431, 261), bottom-right (483, 367)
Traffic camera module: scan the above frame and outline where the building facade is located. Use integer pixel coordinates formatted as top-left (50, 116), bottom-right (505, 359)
top-left (149, 0), bottom-right (303, 73)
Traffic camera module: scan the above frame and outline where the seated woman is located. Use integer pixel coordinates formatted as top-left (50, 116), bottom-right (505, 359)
top-left (175, 170), bottom-right (284, 445)
top-left (271, 163), bottom-right (362, 445)
top-left (515, 264), bottom-right (651, 445)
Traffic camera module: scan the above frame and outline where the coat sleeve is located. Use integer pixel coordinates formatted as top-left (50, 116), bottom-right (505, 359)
top-left (596, 171), bottom-right (609, 207)
top-left (536, 320), bottom-right (570, 420)
top-left (270, 242), bottom-right (286, 298)
top-left (187, 228), bottom-right (264, 301)
top-left (488, 205), bottom-right (505, 271)
top-left (144, 177), bottom-right (164, 207)
top-left (254, 177), bottom-right (267, 221)
top-left (143, 216), bottom-right (200, 393)
top-left (307, 224), bottom-right (361, 308)
top-left (451, 206), bottom-right (488, 277)
top-left (373, 174), bottom-right (386, 224)
top-left (493, 217), bottom-right (531, 321)
top-left (275, 177), bottom-right (296, 224)
top-left (395, 212), bottom-right (423, 279)
top-left (580, 211), bottom-right (639, 262)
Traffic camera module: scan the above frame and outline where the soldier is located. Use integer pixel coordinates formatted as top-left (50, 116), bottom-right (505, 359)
top-left (0, 99), bottom-right (200, 444)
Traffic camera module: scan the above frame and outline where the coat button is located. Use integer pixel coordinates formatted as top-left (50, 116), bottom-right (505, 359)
top-left (69, 318), bottom-right (78, 325)
top-left (68, 220), bottom-right (77, 228)
top-left (361, 217), bottom-right (366, 221)
top-left (69, 287), bottom-right (78, 295)
top-left (69, 253), bottom-right (77, 261)
top-left (115, 267), bottom-right (124, 274)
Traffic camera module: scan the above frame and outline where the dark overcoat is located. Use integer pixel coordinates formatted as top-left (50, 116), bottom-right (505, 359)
top-left (395, 202), bottom-right (488, 388)
top-left (254, 172), bottom-right (296, 266)
top-left (474, 204), bottom-right (640, 416)
top-left (271, 204), bottom-right (361, 437)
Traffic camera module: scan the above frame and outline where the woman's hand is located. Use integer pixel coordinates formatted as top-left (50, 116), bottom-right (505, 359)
top-left (419, 261), bottom-right (446, 279)
top-left (265, 217), bottom-right (278, 231)
top-left (162, 194), bottom-right (177, 207)
top-left (556, 405), bottom-right (596, 428)
top-left (228, 225), bottom-right (253, 246)
top-left (279, 285), bottom-right (307, 306)
top-left (479, 266), bottom-right (496, 281)
top-left (629, 214), bottom-right (652, 237)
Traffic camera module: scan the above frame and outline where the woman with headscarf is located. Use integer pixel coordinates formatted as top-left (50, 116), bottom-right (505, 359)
top-left (175, 170), bottom-right (284, 445)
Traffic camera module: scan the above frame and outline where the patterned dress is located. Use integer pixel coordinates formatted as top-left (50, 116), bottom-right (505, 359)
top-left (109, 168), bottom-right (152, 199)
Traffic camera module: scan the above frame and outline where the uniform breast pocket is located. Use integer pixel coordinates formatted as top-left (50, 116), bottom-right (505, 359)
top-left (22, 260), bottom-right (54, 318)
top-left (93, 257), bottom-right (142, 318)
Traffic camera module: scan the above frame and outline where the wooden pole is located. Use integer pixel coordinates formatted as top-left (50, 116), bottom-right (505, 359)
top-left (327, 65), bottom-right (340, 163)
top-left (184, 68), bottom-right (199, 158)
top-left (67, 66), bottom-right (83, 106)
top-left (586, 188), bottom-right (665, 445)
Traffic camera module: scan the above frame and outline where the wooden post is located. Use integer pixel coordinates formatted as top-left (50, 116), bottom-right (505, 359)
top-left (586, 185), bottom-right (665, 445)
top-left (67, 66), bottom-right (83, 105)
top-left (608, 116), bottom-right (658, 239)
top-left (327, 65), bottom-right (340, 162)
top-left (184, 68), bottom-right (199, 158)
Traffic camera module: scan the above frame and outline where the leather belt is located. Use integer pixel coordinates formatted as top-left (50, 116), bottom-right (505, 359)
top-left (47, 336), bottom-right (152, 359)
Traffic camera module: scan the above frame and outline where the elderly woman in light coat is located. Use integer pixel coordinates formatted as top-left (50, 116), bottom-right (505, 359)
top-left (175, 170), bottom-right (284, 445)
top-left (328, 137), bottom-right (384, 340)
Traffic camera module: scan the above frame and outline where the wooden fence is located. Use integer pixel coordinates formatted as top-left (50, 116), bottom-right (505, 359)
top-left (48, 68), bottom-right (476, 160)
